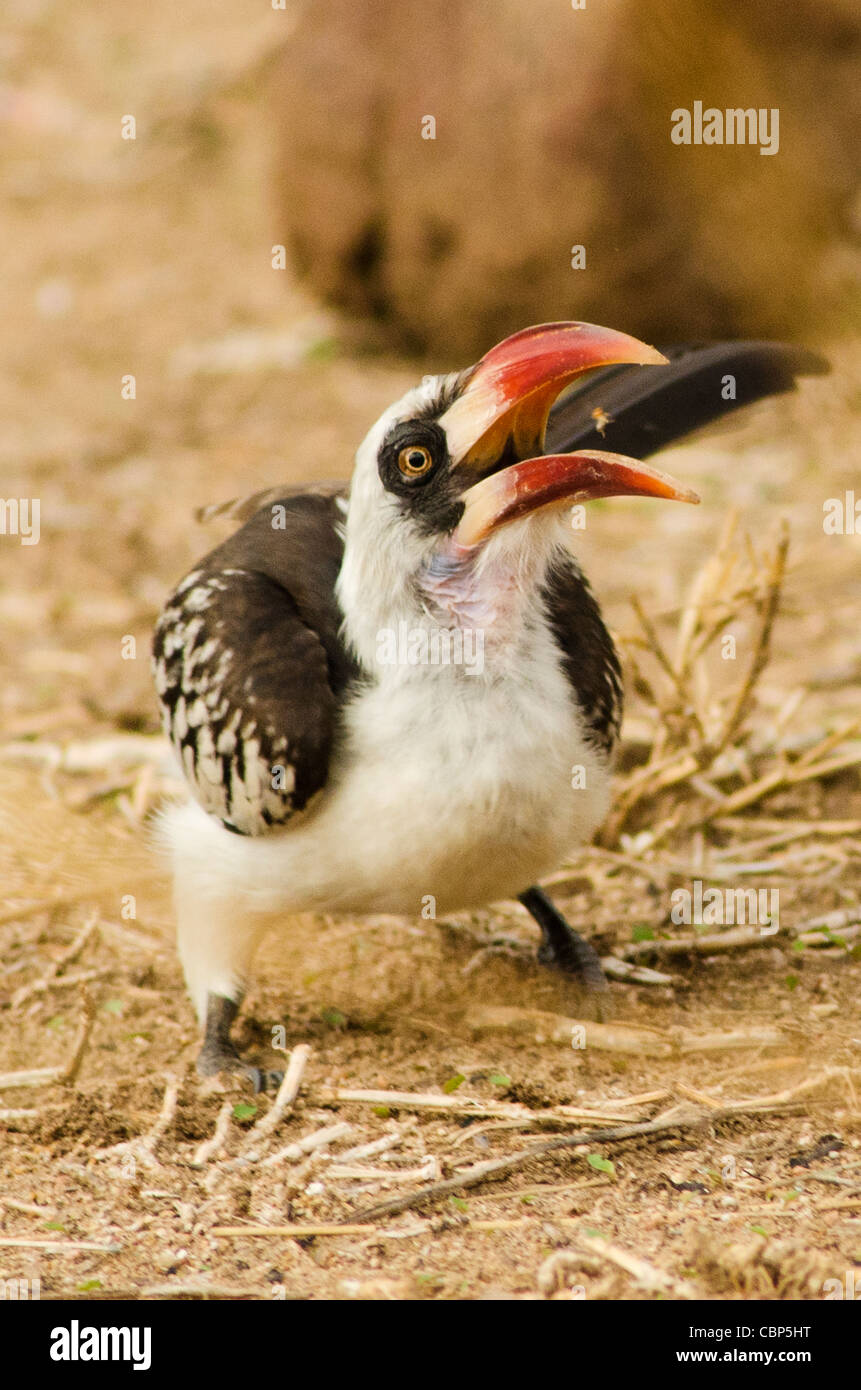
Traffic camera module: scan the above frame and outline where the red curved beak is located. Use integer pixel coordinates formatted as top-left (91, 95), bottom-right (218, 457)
top-left (453, 450), bottom-right (700, 548)
top-left (434, 320), bottom-right (698, 546)
top-left (440, 320), bottom-right (669, 471)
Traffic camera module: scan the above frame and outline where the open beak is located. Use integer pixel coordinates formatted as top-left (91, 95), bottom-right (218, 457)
top-left (453, 450), bottom-right (700, 548)
top-left (437, 321), bottom-right (699, 547)
top-left (440, 321), bottom-right (669, 470)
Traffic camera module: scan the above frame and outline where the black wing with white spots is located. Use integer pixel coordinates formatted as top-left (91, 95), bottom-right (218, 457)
top-left (153, 492), bottom-right (356, 836)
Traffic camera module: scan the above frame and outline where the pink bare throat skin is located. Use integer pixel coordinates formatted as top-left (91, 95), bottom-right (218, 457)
top-left (420, 542), bottom-right (519, 634)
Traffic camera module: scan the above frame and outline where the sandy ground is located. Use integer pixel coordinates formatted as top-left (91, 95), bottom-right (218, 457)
top-left (1, 2), bottom-right (860, 1301)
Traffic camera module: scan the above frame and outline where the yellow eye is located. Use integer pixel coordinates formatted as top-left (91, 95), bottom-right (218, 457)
top-left (398, 444), bottom-right (434, 477)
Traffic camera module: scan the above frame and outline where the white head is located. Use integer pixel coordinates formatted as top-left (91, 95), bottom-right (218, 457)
top-left (335, 322), bottom-right (697, 672)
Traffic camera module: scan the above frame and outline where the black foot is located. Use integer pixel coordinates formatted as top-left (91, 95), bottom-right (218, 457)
top-left (519, 886), bottom-right (607, 993)
top-left (197, 994), bottom-right (284, 1093)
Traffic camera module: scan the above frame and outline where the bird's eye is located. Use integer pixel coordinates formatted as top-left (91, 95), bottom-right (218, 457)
top-left (397, 444), bottom-right (434, 478)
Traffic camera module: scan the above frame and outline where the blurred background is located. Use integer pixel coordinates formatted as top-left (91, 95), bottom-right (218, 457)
top-left (275, 0), bottom-right (861, 355)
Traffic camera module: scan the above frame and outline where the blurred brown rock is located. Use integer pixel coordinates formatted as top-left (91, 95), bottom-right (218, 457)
top-left (273, 0), bottom-right (859, 358)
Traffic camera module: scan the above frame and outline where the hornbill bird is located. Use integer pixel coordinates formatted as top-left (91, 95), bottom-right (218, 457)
top-left (153, 322), bottom-right (825, 1087)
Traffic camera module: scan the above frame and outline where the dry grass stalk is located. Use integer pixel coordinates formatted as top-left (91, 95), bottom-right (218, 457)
top-left (714, 817), bottom-right (861, 836)
top-left (467, 1005), bottom-right (782, 1056)
top-left (599, 517), bottom-right (861, 847)
top-left (0, 1237), bottom-right (121, 1253)
top-left (691, 731), bottom-right (861, 826)
top-left (0, 986), bottom-right (94, 1090)
top-left (622, 927), bottom-right (784, 961)
top-left (141, 1281), bottom-right (264, 1300)
top-left (600, 958), bottom-right (678, 986)
top-left (468, 1005), bottom-right (672, 1055)
top-left (798, 925), bottom-right (859, 948)
top-left (191, 1100), bottom-right (233, 1167)
top-left (260, 1121), bottom-right (354, 1169)
top-left (726, 1067), bottom-right (860, 1114)
top-left (335, 1130), bottom-right (408, 1163)
top-left (0, 1067), bottom-right (67, 1091)
top-left (246, 1042), bottom-right (311, 1142)
top-left (60, 986), bottom-right (96, 1086)
top-left (328, 1159), bottom-right (439, 1183)
top-left (793, 908), bottom-right (861, 937)
top-left (212, 1222), bottom-right (376, 1239)
top-left (0, 1197), bottom-right (54, 1216)
top-left (674, 1082), bottom-right (723, 1110)
top-left (10, 966), bottom-right (109, 1009)
top-left (94, 1074), bottom-right (181, 1170)
top-left (327, 1083), bottom-right (641, 1124)
top-left (610, 1089), bottom-right (672, 1107)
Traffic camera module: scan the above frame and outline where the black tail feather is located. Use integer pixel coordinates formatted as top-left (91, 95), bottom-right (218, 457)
top-left (546, 341), bottom-right (828, 461)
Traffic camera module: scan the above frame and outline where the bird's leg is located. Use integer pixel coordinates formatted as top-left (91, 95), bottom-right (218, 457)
top-left (169, 842), bottom-right (282, 1091)
top-left (519, 885), bottom-right (607, 992)
top-left (197, 993), bottom-right (284, 1094)
top-left (198, 992), bottom-right (243, 1076)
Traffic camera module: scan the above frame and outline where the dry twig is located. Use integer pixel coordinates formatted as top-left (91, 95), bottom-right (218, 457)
top-left (95, 1075), bottom-right (181, 1171)
top-left (247, 1043), bottom-right (311, 1142)
top-left (191, 1101), bottom-right (234, 1167)
top-left (0, 987), bottom-right (95, 1090)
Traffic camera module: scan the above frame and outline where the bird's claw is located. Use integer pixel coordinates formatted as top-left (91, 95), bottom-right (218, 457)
top-left (258, 1069), bottom-right (285, 1093)
top-left (537, 935), bottom-right (607, 992)
top-left (196, 1043), bottom-right (283, 1093)
top-left (196, 994), bottom-right (284, 1091)
top-left (519, 887), bottom-right (608, 994)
